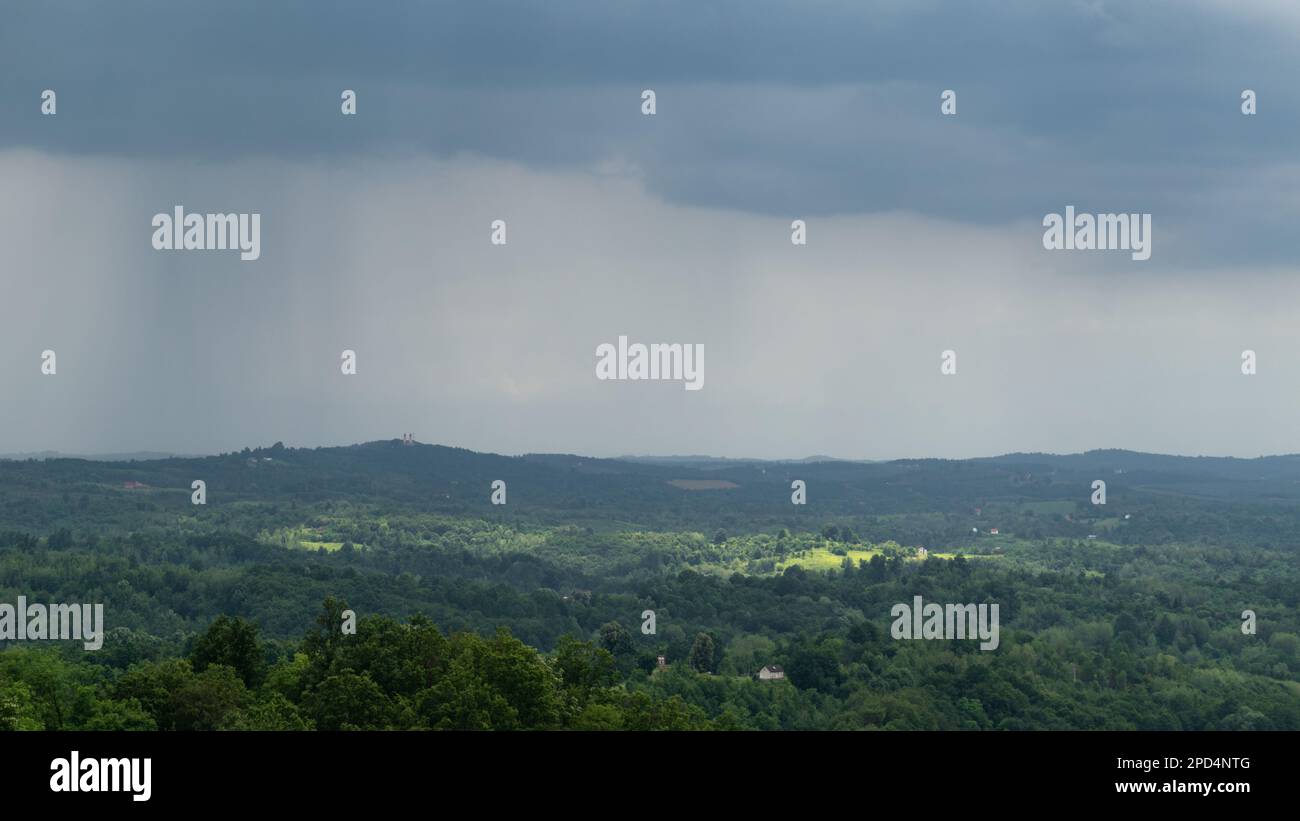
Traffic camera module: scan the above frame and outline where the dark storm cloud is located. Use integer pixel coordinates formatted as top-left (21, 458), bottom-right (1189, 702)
top-left (2, 1), bottom-right (1298, 267)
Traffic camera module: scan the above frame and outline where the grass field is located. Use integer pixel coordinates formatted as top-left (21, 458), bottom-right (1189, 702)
top-left (774, 545), bottom-right (1004, 572)
top-left (298, 540), bottom-right (346, 552)
top-left (776, 546), bottom-right (883, 572)
top-left (667, 479), bottom-right (740, 490)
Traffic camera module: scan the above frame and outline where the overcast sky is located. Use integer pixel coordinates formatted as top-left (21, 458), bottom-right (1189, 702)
top-left (2, 1), bottom-right (1299, 460)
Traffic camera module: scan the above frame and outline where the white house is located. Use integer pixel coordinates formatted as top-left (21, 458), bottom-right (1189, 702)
top-left (758, 665), bottom-right (785, 681)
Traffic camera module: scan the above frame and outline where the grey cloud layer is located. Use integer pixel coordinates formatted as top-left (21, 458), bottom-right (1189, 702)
top-left (2, 2), bottom-right (1298, 265)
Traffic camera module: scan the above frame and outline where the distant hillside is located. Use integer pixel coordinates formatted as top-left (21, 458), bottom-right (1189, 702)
top-left (619, 454), bottom-right (872, 467)
top-left (5, 440), bottom-right (1300, 541)
top-left (0, 450), bottom-right (186, 462)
